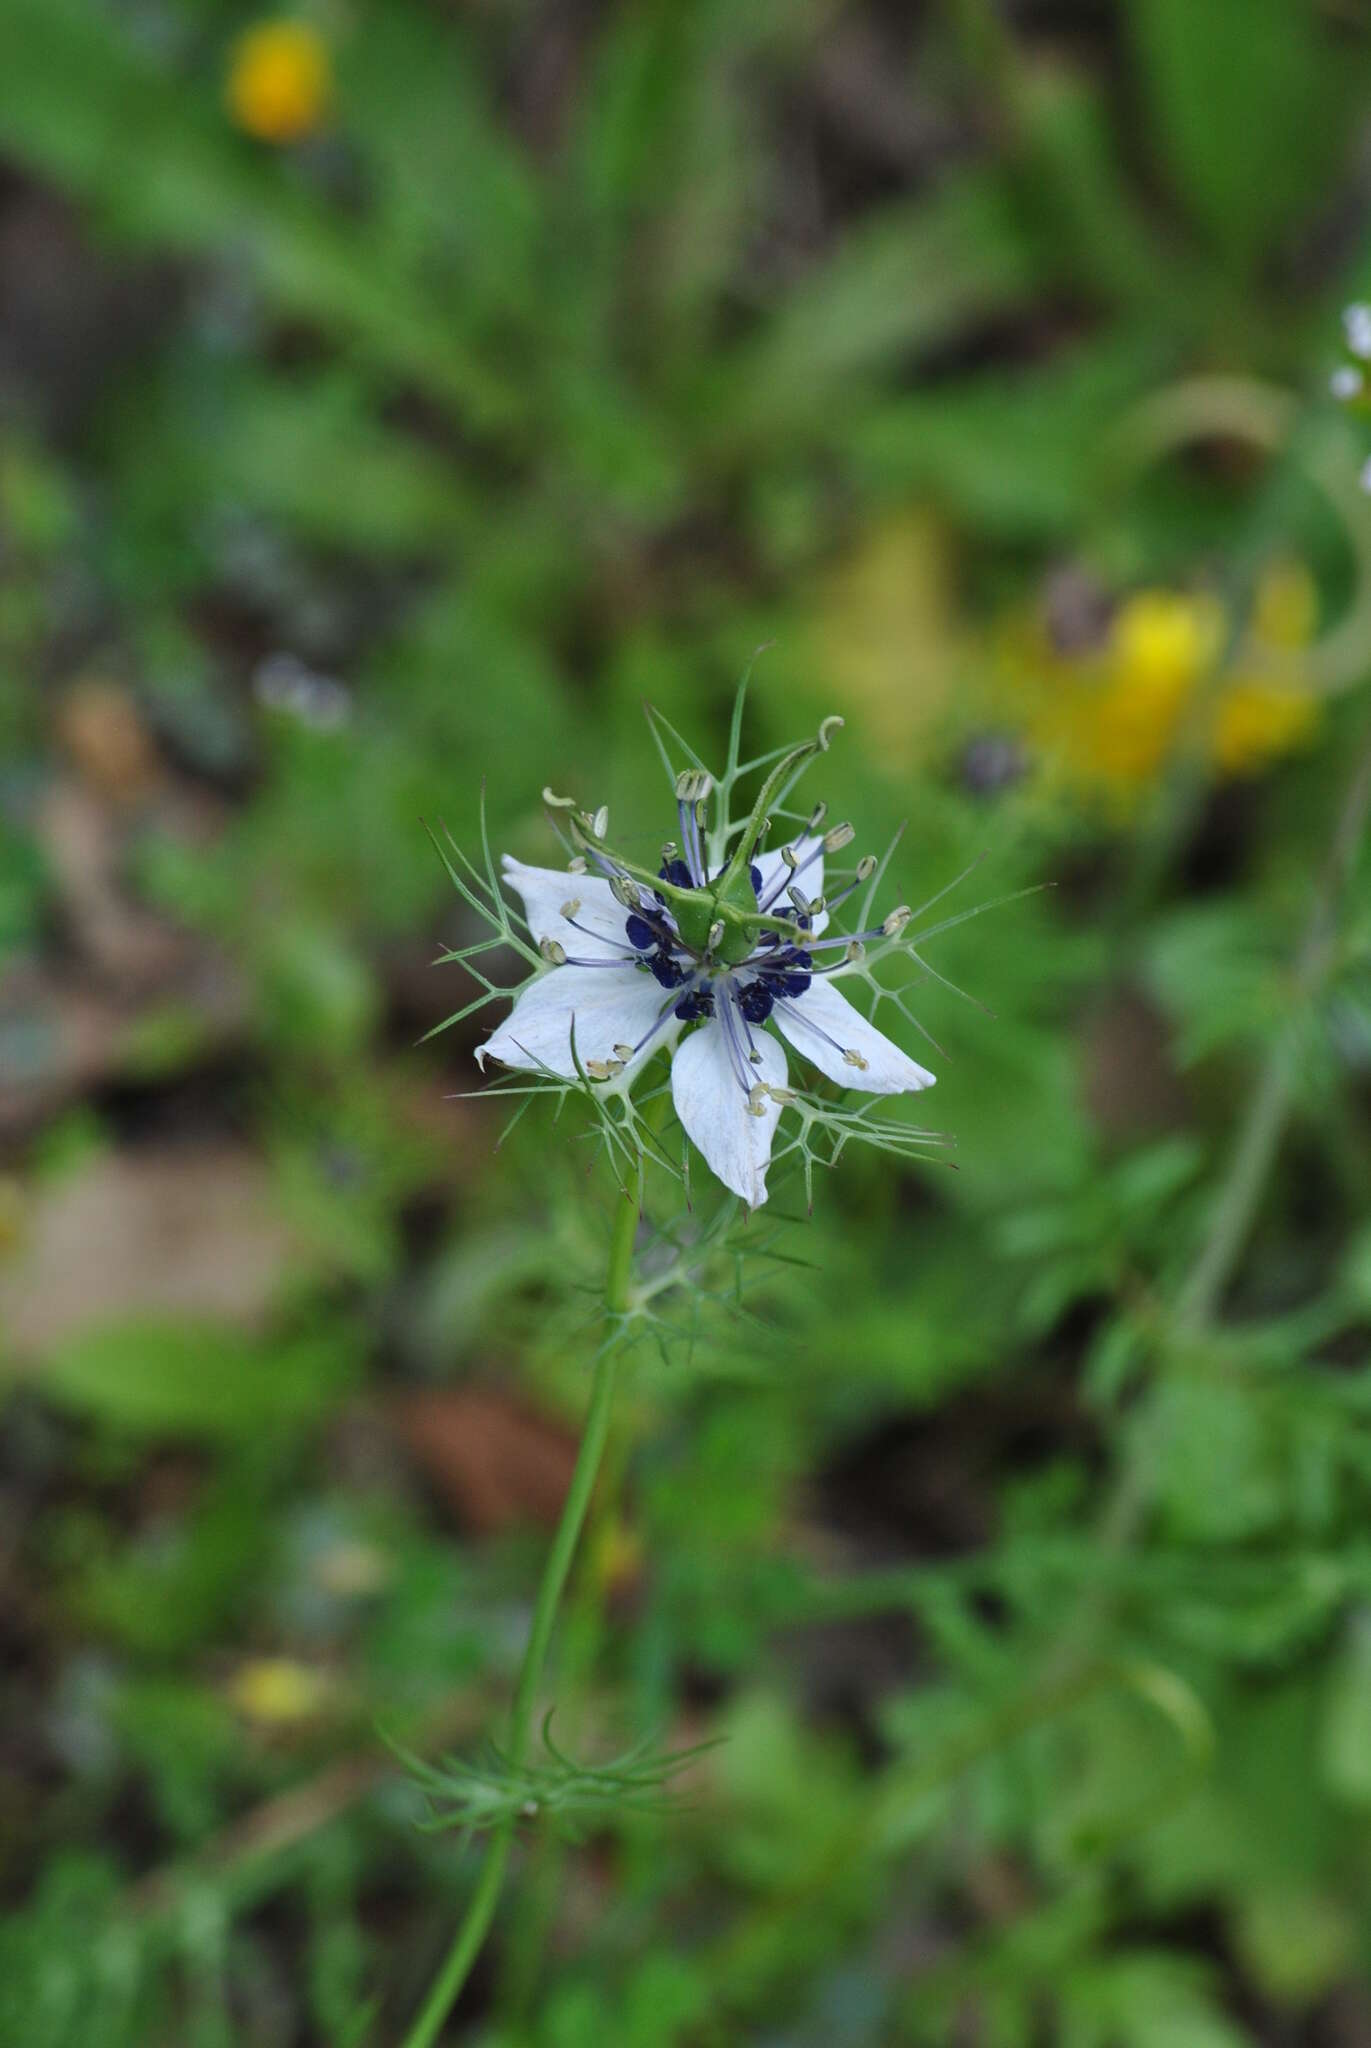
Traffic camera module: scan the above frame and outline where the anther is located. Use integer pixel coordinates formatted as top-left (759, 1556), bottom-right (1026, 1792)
top-left (881, 905), bottom-right (911, 936)
top-left (747, 1083), bottom-right (770, 1117)
top-left (787, 885), bottom-right (812, 917)
top-left (612, 1044), bottom-right (634, 1061)
top-left (807, 801), bottom-right (828, 831)
top-left (568, 856), bottom-right (587, 874)
top-left (559, 898), bottom-right (581, 919)
top-left (823, 822), bottom-right (855, 853)
top-left (540, 937), bottom-right (567, 965)
top-left (856, 854), bottom-right (877, 881)
top-left (674, 768), bottom-right (713, 804)
top-left (767, 1084), bottom-right (797, 1105)
top-left (610, 874), bottom-right (641, 909)
top-left (842, 1048), bottom-right (869, 1070)
top-left (781, 845), bottom-right (799, 870)
top-left (845, 940), bottom-right (866, 963)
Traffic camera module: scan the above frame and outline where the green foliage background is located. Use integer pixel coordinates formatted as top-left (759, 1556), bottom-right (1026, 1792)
top-left (4, 1), bottom-right (1371, 2042)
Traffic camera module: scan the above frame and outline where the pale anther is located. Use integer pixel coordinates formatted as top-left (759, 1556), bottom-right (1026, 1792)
top-left (540, 937), bottom-right (567, 965)
top-left (842, 1048), bottom-right (869, 1070)
top-left (881, 905), bottom-right (911, 936)
top-left (856, 854), bottom-right (877, 881)
top-left (674, 768), bottom-right (713, 803)
top-left (559, 899), bottom-right (581, 919)
top-left (823, 822), bottom-right (855, 852)
top-left (591, 805), bottom-right (610, 840)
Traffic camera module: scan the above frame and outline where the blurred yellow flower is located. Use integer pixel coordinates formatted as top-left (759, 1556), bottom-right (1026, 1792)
top-left (1211, 683), bottom-right (1319, 777)
top-left (226, 20), bottom-right (332, 144)
top-left (228, 1656), bottom-right (328, 1725)
top-left (1010, 566), bottom-right (1319, 803)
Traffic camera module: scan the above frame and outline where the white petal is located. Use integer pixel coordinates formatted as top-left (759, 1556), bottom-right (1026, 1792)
top-left (478, 964), bottom-right (675, 1079)
top-left (771, 978), bottom-right (934, 1095)
top-left (752, 835), bottom-right (828, 935)
top-left (670, 1019), bottom-right (788, 1208)
top-left (502, 856), bottom-right (635, 961)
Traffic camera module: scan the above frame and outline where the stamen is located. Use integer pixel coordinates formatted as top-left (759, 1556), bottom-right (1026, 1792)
top-left (823, 822), bottom-right (854, 853)
top-left (717, 988), bottom-right (758, 1096)
top-left (559, 899), bottom-right (581, 919)
top-left (540, 938), bottom-right (566, 965)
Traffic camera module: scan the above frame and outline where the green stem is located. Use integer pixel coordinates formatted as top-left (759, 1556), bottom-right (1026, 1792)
top-left (399, 1188), bottom-right (640, 2048)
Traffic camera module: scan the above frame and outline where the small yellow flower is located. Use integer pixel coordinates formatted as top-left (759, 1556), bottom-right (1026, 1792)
top-left (226, 20), bottom-right (332, 145)
top-left (228, 1657), bottom-right (328, 1725)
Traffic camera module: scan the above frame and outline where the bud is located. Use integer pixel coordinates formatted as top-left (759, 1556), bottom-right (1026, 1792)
top-left (823, 821), bottom-right (855, 853)
top-left (590, 805), bottom-right (610, 841)
top-left (881, 905), bottom-right (911, 937)
top-left (706, 919), bottom-right (725, 952)
top-left (540, 937), bottom-right (567, 965)
top-left (1344, 303), bottom-right (1371, 360)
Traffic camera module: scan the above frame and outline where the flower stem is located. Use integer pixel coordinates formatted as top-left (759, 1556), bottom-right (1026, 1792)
top-left (398, 1186), bottom-right (640, 2048)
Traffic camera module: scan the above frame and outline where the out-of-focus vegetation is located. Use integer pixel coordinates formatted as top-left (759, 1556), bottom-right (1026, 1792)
top-left (5, 2), bottom-right (1371, 2041)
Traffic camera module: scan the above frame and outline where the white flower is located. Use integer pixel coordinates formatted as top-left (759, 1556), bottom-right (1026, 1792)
top-left (477, 806), bottom-right (934, 1209)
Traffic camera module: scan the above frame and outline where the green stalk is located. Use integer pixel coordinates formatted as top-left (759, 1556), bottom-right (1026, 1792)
top-left (399, 1187), bottom-right (640, 2048)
